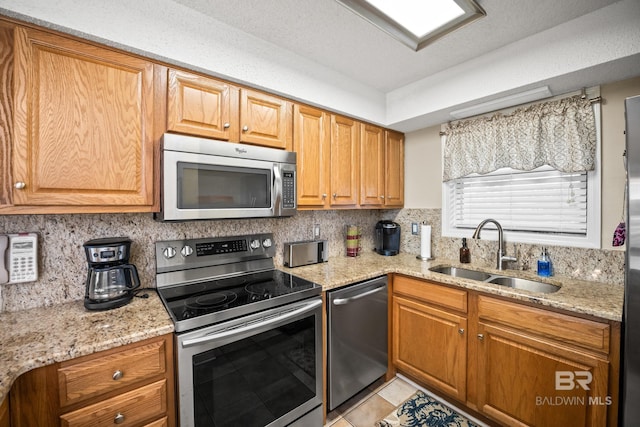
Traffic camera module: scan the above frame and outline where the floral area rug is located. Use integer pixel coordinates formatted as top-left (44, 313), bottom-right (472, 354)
top-left (376, 390), bottom-right (480, 427)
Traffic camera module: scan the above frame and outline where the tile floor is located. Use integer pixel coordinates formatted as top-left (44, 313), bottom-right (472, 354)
top-left (324, 375), bottom-right (489, 427)
top-left (324, 376), bottom-right (419, 427)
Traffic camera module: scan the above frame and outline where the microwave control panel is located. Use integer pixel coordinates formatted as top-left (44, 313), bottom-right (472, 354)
top-left (0, 233), bottom-right (39, 284)
top-left (282, 171), bottom-right (296, 209)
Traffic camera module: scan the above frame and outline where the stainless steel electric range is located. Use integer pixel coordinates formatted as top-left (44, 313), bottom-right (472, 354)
top-left (155, 234), bottom-right (323, 427)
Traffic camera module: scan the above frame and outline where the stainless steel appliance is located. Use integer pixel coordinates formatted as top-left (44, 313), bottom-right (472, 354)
top-left (622, 95), bottom-right (640, 425)
top-left (327, 276), bottom-right (388, 410)
top-left (157, 133), bottom-right (297, 221)
top-left (155, 234), bottom-right (323, 427)
top-left (283, 240), bottom-right (328, 268)
top-left (83, 237), bottom-right (140, 310)
top-left (374, 220), bottom-right (401, 256)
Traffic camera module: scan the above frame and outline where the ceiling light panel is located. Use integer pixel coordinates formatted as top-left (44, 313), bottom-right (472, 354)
top-left (335, 0), bottom-right (485, 51)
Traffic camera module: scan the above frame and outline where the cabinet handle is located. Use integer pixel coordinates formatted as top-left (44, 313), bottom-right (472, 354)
top-left (322, 194), bottom-right (327, 199)
top-left (223, 122), bottom-right (230, 129)
top-left (333, 193), bottom-right (337, 199)
top-left (380, 195), bottom-right (385, 199)
top-left (242, 125), bottom-right (249, 132)
top-left (14, 182), bottom-right (26, 189)
top-left (114, 413), bottom-right (125, 424)
top-left (112, 370), bottom-right (123, 381)
top-left (477, 334), bottom-right (484, 341)
top-left (458, 328), bottom-right (464, 335)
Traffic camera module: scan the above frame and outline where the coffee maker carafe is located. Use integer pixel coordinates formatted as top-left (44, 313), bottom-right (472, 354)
top-left (84, 237), bottom-right (140, 310)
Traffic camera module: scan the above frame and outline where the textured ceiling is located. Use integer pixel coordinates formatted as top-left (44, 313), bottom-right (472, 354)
top-left (171, 0), bottom-right (620, 92)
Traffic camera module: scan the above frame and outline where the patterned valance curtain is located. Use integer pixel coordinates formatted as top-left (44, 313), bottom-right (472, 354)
top-left (442, 95), bottom-right (597, 181)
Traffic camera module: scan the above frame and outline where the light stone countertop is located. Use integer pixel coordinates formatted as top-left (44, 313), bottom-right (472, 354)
top-left (0, 252), bottom-right (623, 408)
top-left (0, 292), bottom-right (174, 406)
top-left (284, 252), bottom-right (624, 323)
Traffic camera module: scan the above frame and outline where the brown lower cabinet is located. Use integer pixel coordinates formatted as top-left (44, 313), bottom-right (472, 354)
top-left (391, 274), bottom-right (620, 427)
top-left (9, 334), bottom-right (175, 427)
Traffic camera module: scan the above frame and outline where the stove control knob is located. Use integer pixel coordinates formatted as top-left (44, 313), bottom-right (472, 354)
top-left (262, 238), bottom-right (272, 248)
top-left (250, 239), bottom-right (261, 250)
top-left (181, 245), bottom-right (194, 257)
top-left (163, 246), bottom-right (177, 259)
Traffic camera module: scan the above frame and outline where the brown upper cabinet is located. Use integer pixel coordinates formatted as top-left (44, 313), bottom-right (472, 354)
top-left (360, 125), bottom-right (404, 208)
top-left (293, 105), bottom-right (359, 209)
top-left (240, 88), bottom-right (293, 150)
top-left (8, 25), bottom-right (156, 212)
top-left (166, 68), bottom-right (292, 150)
top-left (167, 68), bottom-right (239, 141)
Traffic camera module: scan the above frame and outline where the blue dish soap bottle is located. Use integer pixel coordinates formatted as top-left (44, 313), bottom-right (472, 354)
top-left (537, 247), bottom-right (553, 277)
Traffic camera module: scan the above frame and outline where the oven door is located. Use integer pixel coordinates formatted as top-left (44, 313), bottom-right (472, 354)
top-left (176, 297), bottom-right (323, 427)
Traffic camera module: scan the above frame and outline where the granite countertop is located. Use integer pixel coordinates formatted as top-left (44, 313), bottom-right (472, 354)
top-left (0, 252), bottom-right (624, 408)
top-left (285, 252), bottom-right (624, 323)
top-left (0, 292), bottom-right (174, 406)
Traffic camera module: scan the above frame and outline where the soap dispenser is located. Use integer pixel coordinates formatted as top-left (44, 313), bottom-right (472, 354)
top-left (460, 238), bottom-right (471, 263)
top-left (537, 247), bottom-right (553, 277)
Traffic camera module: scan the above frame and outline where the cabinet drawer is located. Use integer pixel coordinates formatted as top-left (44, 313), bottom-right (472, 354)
top-left (393, 275), bottom-right (467, 312)
top-left (478, 296), bottom-right (610, 353)
top-left (143, 417), bottom-right (168, 427)
top-left (58, 340), bottom-right (167, 406)
top-left (60, 380), bottom-right (167, 427)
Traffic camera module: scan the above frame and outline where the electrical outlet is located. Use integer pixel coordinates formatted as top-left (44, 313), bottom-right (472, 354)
top-left (411, 223), bottom-right (419, 235)
top-left (313, 224), bottom-right (321, 239)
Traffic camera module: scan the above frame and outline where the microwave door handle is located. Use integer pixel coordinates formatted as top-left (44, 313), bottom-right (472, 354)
top-left (273, 164), bottom-right (282, 215)
top-left (181, 299), bottom-right (322, 348)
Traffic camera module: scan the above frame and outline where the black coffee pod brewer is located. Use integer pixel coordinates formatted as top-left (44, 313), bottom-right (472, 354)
top-left (84, 237), bottom-right (141, 310)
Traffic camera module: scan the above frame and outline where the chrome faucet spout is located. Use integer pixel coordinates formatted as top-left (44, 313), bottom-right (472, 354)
top-left (472, 218), bottom-right (516, 270)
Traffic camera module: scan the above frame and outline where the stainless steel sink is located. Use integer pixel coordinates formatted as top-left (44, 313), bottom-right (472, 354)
top-left (487, 276), bottom-right (559, 293)
top-left (429, 266), bottom-right (560, 294)
top-left (429, 266), bottom-right (492, 281)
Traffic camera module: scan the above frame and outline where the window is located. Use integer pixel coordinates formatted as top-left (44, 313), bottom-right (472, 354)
top-left (442, 103), bottom-right (601, 248)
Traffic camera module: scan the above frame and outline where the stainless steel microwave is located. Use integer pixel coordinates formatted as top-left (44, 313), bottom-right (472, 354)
top-left (157, 133), bottom-right (296, 221)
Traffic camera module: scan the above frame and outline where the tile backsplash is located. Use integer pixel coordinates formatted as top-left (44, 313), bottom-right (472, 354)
top-left (0, 208), bottom-right (624, 312)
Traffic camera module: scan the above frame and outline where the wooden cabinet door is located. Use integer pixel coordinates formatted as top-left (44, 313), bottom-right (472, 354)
top-left (293, 104), bottom-right (330, 207)
top-left (392, 295), bottom-right (467, 401)
top-left (0, 21), bottom-right (14, 208)
top-left (330, 115), bottom-right (359, 207)
top-left (240, 89), bottom-right (292, 150)
top-left (384, 130), bottom-right (404, 207)
top-left (476, 322), bottom-right (609, 427)
top-left (359, 123), bottom-right (384, 206)
top-left (167, 69), bottom-right (238, 141)
top-left (12, 27), bottom-right (154, 208)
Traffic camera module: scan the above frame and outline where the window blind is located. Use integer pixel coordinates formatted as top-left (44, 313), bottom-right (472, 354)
top-left (447, 167), bottom-right (588, 235)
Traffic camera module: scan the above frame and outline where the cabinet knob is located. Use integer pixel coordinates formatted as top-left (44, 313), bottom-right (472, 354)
top-left (322, 194), bottom-right (327, 199)
top-left (333, 193), bottom-right (337, 199)
top-left (380, 195), bottom-right (385, 199)
top-left (477, 334), bottom-right (484, 341)
top-left (112, 370), bottom-right (123, 381)
top-left (14, 182), bottom-right (26, 189)
top-left (223, 122), bottom-right (230, 129)
top-left (242, 125), bottom-right (249, 132)
top-left (114, 413), bottom-right (125, 424)
top-left (458, 328), bottom-right (465, 335)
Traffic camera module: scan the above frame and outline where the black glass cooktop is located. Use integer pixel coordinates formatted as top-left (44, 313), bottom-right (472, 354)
top-left (158, 269), bottom-right (321, 332)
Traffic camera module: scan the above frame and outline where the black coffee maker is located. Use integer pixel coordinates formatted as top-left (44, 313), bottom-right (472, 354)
top-left (374, 220), bottom-right (401, 256)
top-left (84, 237), bottom-right (140, 310)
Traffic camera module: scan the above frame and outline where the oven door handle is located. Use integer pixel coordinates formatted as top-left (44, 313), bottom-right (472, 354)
top-left (181, 298), bottom-right (322, 348)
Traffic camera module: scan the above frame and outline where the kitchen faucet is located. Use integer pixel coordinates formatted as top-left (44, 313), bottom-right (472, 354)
top-left (472, 219), bottom-right (517, 270)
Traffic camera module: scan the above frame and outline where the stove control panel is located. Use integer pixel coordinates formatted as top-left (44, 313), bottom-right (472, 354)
top-left (155, 233), bottom-right (276, 274)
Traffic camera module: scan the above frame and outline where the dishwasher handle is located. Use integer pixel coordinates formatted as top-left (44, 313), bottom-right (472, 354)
top-left (332, 284), bottom-right (386, 306)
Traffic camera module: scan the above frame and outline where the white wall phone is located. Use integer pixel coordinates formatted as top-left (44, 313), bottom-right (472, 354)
top-left (0, 233), bottom-right (39, 284)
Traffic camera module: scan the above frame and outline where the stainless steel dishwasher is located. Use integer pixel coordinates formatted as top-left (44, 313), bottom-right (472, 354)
top-left (327, 275), bottom-right (388, 410)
